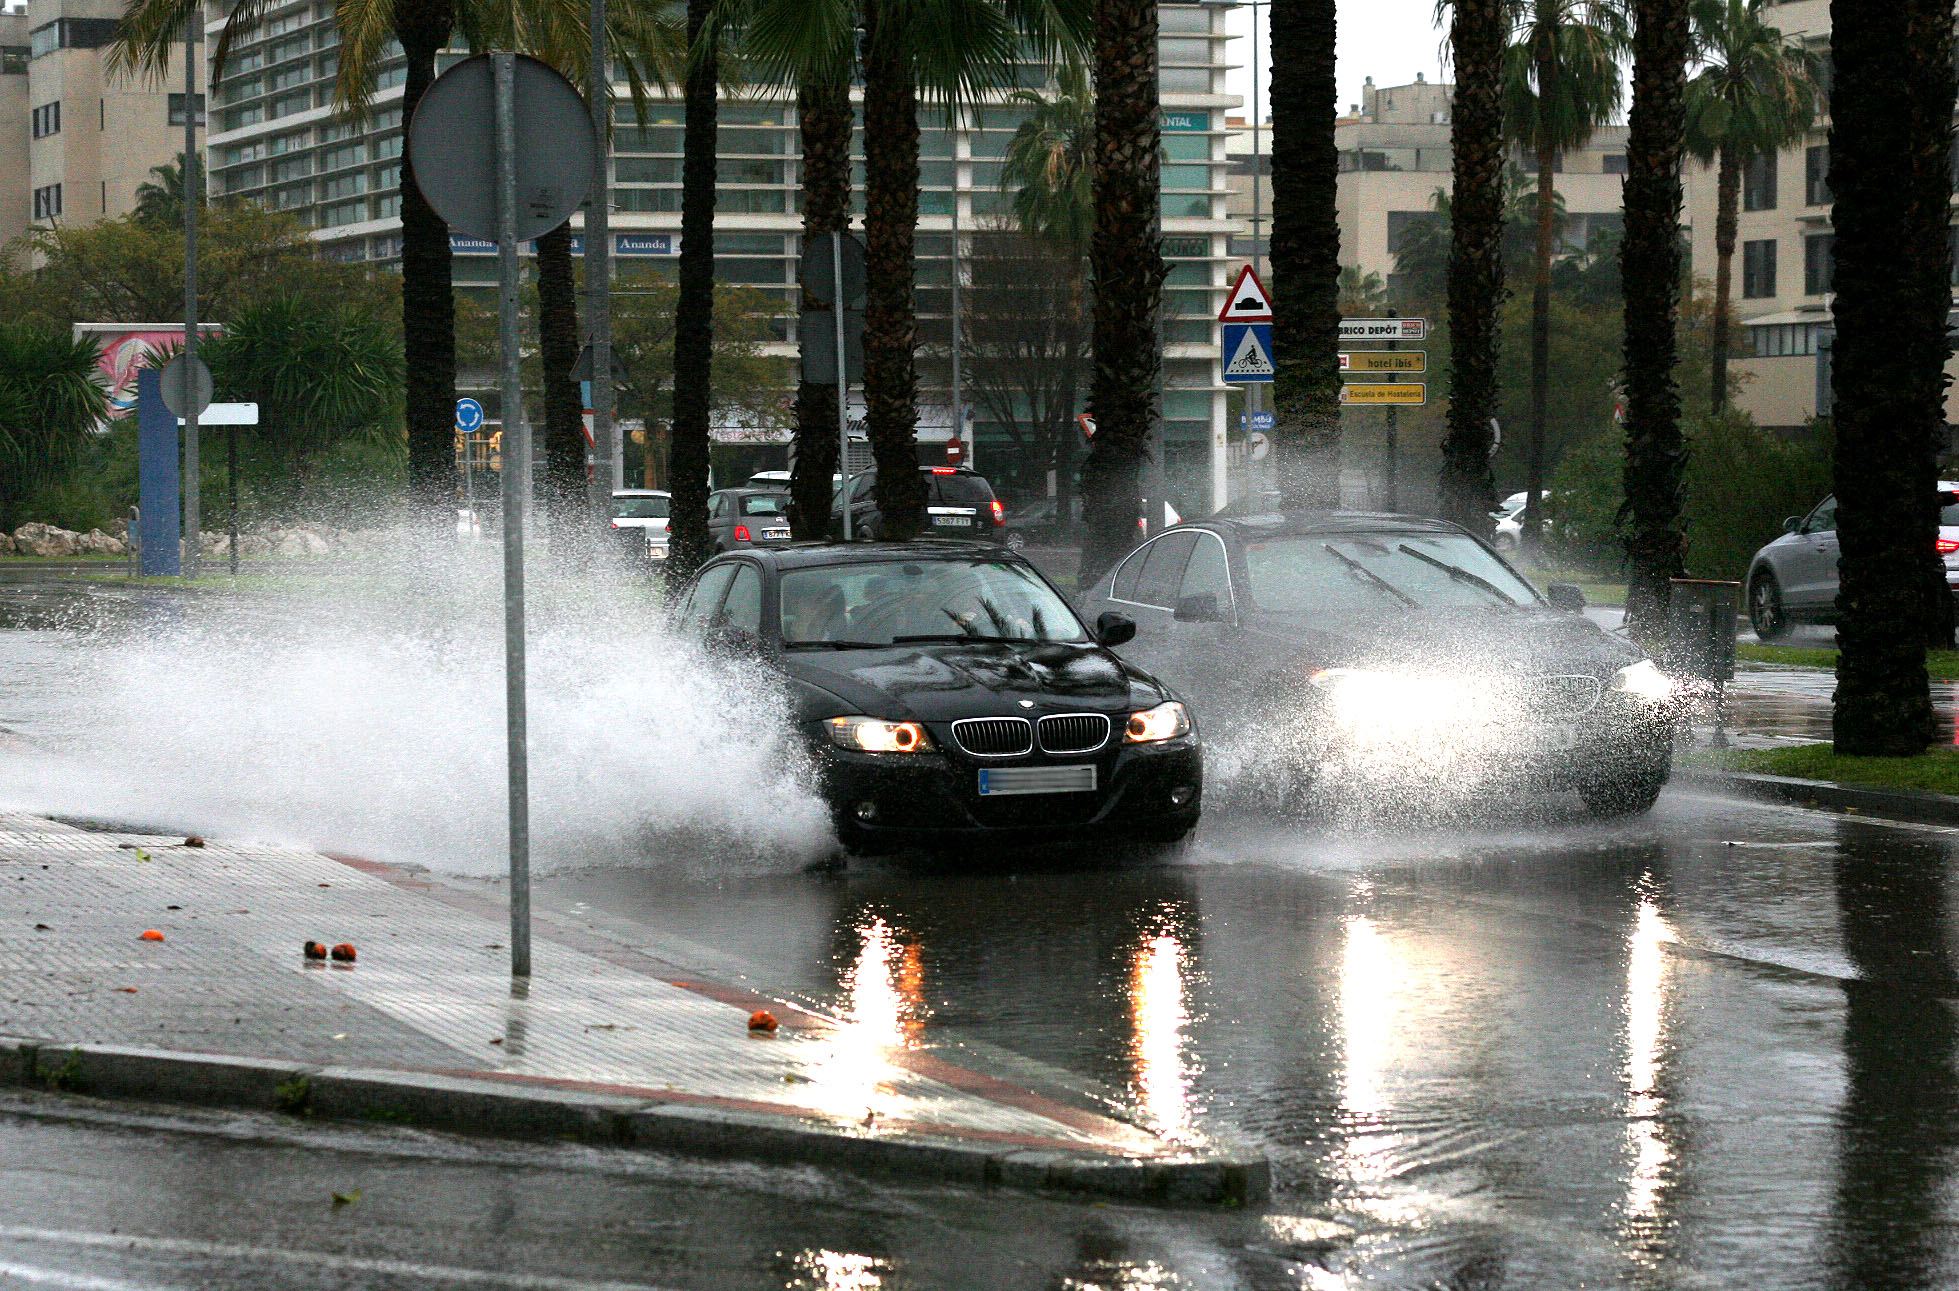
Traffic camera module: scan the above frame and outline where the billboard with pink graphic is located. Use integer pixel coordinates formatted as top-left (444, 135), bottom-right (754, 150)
top-left (72, 324), bottom-right (223, 422)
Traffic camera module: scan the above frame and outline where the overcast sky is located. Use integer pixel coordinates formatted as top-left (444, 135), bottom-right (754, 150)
top-left (1221, 0), bottom-right (1451, 124)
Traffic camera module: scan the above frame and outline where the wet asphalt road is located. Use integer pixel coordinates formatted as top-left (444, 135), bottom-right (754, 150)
top-left (7, 578), bottom-right (1959, 1287)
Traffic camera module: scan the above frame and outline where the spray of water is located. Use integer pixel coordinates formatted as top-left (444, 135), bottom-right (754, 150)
top-left (0, 541), bottom-right (835, 874)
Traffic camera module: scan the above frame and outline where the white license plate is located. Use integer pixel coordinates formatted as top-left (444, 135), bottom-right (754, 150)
top-left (978, 765), bottom-right (1097, 796)
top-left (933, 515), bottom-right (974, 528)
top-left (761, 528), bottom-right (790, 540)
top-left (1530, 723), bottom-right (1579, 751)
top-left (646, 546), bottom-right (668, 561)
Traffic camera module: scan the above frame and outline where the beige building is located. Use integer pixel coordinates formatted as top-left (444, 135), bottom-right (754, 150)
top-left (4, 0), bottom-right (192, 240)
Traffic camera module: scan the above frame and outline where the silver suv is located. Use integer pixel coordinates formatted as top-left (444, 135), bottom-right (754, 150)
top-left (1745, 483), bottom-right (1959, 638)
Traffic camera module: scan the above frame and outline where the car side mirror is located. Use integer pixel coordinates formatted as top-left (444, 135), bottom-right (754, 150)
top-left (1173, 592), bottom-right (1221, 623)
top-left (1783, 516), bottom-right (1802, 534)
top-left (1545, 583), bottom-right (1587, 613)
top-left (1095, 611), bottom-right (1137, 647)
top-left (704, 625), bottom-right (769, 660)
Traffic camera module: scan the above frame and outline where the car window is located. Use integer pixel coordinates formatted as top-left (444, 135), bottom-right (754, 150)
top-left (1111, 545), bottom-right (1149, 601)
top-left (677, 564), bottom-right (737, 632)
top-left (1132, 532), bottom-right (1199, 608)
top-left (932, 473), bottom-right (995, 506)
top-left (1244, 532), bottom-right (1539, 618)
top-left (851, 474), bottom-right (877, 501)
top-left (707, 494), bottom-right (725, 519)
top-left (742, 493), bottom-right (789, 516)
top-left (1180, 532), bottom-right (1233, 609)
top-left (720, 564), bottom-right (763, 632)
top-left (779, 558), bottom-right (1088, 645)
top-left (1805, 497), bottom-right (1837, 534)
top-left (613, 495), bottom-right (669, 519)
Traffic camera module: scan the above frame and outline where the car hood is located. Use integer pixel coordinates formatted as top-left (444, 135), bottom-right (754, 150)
top-left (786, 640), bottom-right (1168, 724)
top-left (1252, 603), bottom-right (1644, 679)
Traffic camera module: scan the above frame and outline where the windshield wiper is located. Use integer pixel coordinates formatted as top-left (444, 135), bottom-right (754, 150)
top-left (891, 633), bottom-right (1028, 644)
top-left (783, 639), bottom-right (889, 650)
top-left (1395, 543), bottom-right (1519, 605)
top-left (1323, 543), bottom-right (1418, 608)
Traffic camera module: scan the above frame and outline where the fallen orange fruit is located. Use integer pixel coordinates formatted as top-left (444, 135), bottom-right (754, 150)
top-left (329, 943), bottom-right (357, 963)
top-left (303, 941), bottom-right (327, 960)
top-left (138, 929), bottom-right (164, 942)
top-left (748, 1010), bottom-right (779, 1033)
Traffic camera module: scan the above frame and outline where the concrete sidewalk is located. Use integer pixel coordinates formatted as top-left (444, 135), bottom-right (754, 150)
top-left (0, 812), bottom-right (1264, 1204)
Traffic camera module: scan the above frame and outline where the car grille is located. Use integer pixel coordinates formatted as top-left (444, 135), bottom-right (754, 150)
top-left (951, 717), bottom-right (1033, 757)
top-left (1037, 713), bottom-right (1111, 755)
top-left (1521, 674), bottom-right (1603, 718)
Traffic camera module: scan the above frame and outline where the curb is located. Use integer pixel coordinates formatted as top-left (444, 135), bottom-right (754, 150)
top-left (1676, 767), bottom-right (1959, 827)
top-left (0, 1036), bottom-right (1268, 1207)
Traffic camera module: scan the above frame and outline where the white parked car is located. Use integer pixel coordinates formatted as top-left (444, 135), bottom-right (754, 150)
top-left (1489, 490), bottom-right (1545, 554)
top-left (1745, 483), bottom-right (1959, 639)
top-left (612, 489), bottom-right (671, 560)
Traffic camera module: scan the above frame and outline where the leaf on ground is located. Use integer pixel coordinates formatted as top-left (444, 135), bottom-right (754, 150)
top-left (331, 1188), bottom-right (361, 1207)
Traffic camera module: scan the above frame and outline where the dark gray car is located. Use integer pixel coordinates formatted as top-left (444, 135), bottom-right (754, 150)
top-left (708, 488), bottom-right (793, 552)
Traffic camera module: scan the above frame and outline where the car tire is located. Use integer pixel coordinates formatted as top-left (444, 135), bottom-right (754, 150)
top-left (1749, 571), bottom-right (1789, 640)
top-left (1494, 532), bottom-right (1519, 554)
top-left (1005, 530), bottom-right (1028, 551)
top-left (1577, 767), bottom-right (1669, 818)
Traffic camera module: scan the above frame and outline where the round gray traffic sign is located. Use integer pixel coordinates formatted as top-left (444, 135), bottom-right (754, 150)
top-left (409, 54), bottom-right (596, 243)
top-left (159, 353), bottom-right (213, 419)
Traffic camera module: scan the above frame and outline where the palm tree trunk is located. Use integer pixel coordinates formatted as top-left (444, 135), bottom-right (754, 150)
top-left (1435, 0), bottom-right (1505, 531)
top-left (1075, 0), bottom-right (1164, 585)
top-left (666, 0), bottom-right (717, 581)
top-left (791, 79), bottom-right (853, 540)
top-left (1619, 0), bottom-right (1690, 639)
top-left (397, 4), bottom-right (457, 522)
top-left (1831, 0), bottom-right (1950, 751)
top-left (535, 221), bottom-right (585, 525)
top-left (1269, 0), bottom-right (1342, 510)
top-left (1524, 34), bottom-right (1558, 550)
top-left (1710, 142), bottom-right (1740, 412)
top-left (860, 0), bottom-right (926, 542)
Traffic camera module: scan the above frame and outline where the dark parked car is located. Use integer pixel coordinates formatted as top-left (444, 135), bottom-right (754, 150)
top-left (673, 542), bottom-right (1203, 852)
top-left (708, 487), bottom-right (793, 551)
top-left (1001, 496), bottom-right (1080, 550)
top-left (1078, 511), bottom-right (1678, 816)
top-left (830, 467), bottom-right (1007, 542)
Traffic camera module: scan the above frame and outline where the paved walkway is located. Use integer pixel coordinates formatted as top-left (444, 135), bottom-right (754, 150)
top-left (0, 812), bottom-right (1254, 1192)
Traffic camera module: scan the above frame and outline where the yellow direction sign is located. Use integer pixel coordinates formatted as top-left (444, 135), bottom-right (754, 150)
top-left (1339, 383), bottom-right (1427, 406)
top-left (1340, 350), bottom-right (1426, 374)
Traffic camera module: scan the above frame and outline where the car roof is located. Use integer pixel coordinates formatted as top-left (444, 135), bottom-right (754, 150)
top-left (712, 485), bottom-right (789, 495)
top-left (1181, 509), bottom-right (1472, 540)
top-left (711, 539), bottom-right (1020, 571)
top-left (612, 489), bottom-right (669, 497)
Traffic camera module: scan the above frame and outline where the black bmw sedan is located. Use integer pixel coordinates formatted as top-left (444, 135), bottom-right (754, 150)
top-left (673, 542), bottom-right (1203, 852)
top-left (1078, 512), bottom-right (1677, 816)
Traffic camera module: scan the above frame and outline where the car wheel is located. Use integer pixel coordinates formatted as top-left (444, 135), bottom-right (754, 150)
top-left (1494, 531), bottom-right (1519, 554)
top-left (1005, 529), bottom-right (1028, 551)
top-left (1577, 767), bottom-right (1669, 818)
top-left (1749, 571), bottom-right (1789, 640)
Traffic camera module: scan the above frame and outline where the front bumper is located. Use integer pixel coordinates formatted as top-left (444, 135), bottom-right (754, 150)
top-left (813, 733), bottom-right (1203, 848)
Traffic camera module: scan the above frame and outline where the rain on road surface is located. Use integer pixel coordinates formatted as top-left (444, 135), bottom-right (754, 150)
top-left (3, 577), bottom-right (1958, 1288)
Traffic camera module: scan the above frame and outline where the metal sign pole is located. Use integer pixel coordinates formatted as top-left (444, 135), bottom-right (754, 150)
top-left (586, 0), bottom-right (617, 510)
top-left (494, 53), bottom-right (532, 979)
top-left (949, 165), bottom-right (962, 465)
top-left (182, 14), bottom-right (200, 576)
top-left (834, 229), bottom-right (852, 541)
top-left (1383, 308), bottom-right (1398, 511)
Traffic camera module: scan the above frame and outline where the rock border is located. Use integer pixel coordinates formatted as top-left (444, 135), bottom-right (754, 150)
top-left (0, 1037), bottom-right (1268, 1207)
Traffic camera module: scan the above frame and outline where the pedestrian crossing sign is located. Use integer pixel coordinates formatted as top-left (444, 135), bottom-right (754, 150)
top-left (1221, 322), bottom-right (1275, 383)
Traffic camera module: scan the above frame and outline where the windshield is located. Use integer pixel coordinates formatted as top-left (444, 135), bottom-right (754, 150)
top-left (1245, 532), bottom-right (1540, 616)
top-left (613, 495), bottom-right (669, 519)
top-left (779, 559), bottom-right (1088, 646)
top-left (742, 493), bottom-right (789, 517)
top-left (932, 473), bottom-right (995, 506)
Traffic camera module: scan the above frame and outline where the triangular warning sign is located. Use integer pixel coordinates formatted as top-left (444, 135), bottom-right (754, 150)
top-left (1219, 266), bottom-right (1274, 321)
top-left (1224, 327), bottom-right (1275, 377)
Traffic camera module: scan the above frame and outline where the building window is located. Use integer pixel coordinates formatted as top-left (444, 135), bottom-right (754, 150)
top-left (1742, 151), bottom-right (1777, 211)
top-left (1, 47), bottom-right (27, 74)
top-left (1806, 145), bottom-right (1831, 206)
top-left (1742, 238), bottom-right (1778, 297)
top-left (268, 90), bottom-right (310, 119)
top-left (318, 198), bottom-right (364, 227)
top-left (1751, 323), bottom-right (1817, 357)
top-left (32, 183), bottom-right (61, 220)
top-left (29, 17), bottom-right (116, 58)
top-left (269, 155), bottom-right (311, 183)
top-left (1603, 153), bottom-right (1629, 175)
top-left (168, 93), bottom-right (206, 126)
top-left (1160, 66), bottom-right (1212, 93)
top-left (1804, 234), bottom-right (1835, 295)
top-left (30, 102), bottom-right (58, 137)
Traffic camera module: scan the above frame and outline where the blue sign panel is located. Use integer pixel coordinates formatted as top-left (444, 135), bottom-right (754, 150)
top-left (455, 397), bottom-right (485, 432)
top-left (1220, 323), bottom-right (1276, 384)
top-left (1162, 111), bottom-right (1209, 132)
top-left (135, 367), bottom-right (182, 576)
top-left (1240, 410), bottom-right (1276, 432)
top-left (617, 233), bottom-right (676, 256)
top-left (449, 235), bottom-right (498, 254)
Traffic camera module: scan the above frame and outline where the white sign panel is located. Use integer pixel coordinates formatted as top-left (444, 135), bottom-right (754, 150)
top-left (1338, 317), bottom-right (1428, 342)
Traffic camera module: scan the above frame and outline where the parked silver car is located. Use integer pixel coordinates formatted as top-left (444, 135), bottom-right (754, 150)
top-left (1745, 483), bottom-right (1959, 638)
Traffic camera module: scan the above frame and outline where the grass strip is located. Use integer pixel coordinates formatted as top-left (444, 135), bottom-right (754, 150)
top-left (1738, 644), bottom-right (1959, 680)
top-left (1700, 742), bottom-right (1959, 796)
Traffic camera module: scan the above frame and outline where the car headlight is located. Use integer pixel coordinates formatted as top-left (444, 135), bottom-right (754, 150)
top-left (1307, 667), bottom-right (1483, 735)
top-left (1125, 701), bottom-right (1192, 743)
top-left (827, 715), bottom-right (935, 753)
top-left (1611, 659), bottom-right (1675, 702)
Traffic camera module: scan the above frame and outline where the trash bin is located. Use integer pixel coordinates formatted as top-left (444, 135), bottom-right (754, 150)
top-left (1665, 579), bottom-right (1740, 683)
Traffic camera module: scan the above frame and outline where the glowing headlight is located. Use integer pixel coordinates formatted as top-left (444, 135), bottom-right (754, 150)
top-left (1610, 659), bottom-right (1675, 703)
top-left (827, 715), bottom-right (935, 753)
top-left (1309, 667), bottom-right (1479, 725)
top-left (1125, 701), bottom-right (1192, 743)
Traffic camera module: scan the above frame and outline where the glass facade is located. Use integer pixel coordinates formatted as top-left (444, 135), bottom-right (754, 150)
top-left (204, 0), bottom-right (1237, 512)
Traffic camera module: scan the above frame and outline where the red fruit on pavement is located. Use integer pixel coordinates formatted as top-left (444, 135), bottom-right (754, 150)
top-left (138, 929), bottom-right (164, 941)
top-left (748, 1010), bottom-right (779, 1033)
top-left (303, 941), bottom-right (327, 960)
top-left (329, 943), bottom-right (356, 962)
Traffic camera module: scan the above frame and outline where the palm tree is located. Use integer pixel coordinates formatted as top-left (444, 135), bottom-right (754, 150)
top-left (1266, 0), bottom-right (1342, 512)
top-left (1503, 0), bottom-right (1625, 548)
top-left (132, 154), bottom-right (202, 230)
top-left (1683, 0), bottom-right (1819, 413)
top-left (1618, 0), bottom-right (1690, 640)
top-left (1435, 0), bottom-right (1508, 533)
top-left (1828, 0), bottom-right (1952, 754)
top-left (0, 325), bottom-right (111, 530)
top-left (114, 0), bottom-right (458, 519)
top-left (1336, 266), bottom-right (1388, 316)
top-left (665, 0), bottom-right (722, 578)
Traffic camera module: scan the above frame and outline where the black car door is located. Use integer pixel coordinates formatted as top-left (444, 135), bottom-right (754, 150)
top-left (1161, 529), bottom-right (1241, 718)
top-left (1105, 531), bottom-right (1199, 678)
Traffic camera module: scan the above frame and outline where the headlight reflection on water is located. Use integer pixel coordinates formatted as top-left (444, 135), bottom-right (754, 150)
top-left (1128, 922), bottom-right (1202, 1147)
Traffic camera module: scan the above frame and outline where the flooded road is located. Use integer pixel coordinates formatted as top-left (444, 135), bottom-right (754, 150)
top-left (7, 577), bottom-right (1959, 1287)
